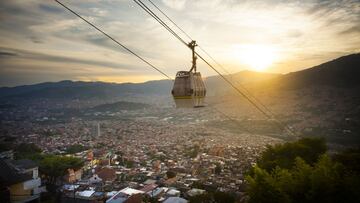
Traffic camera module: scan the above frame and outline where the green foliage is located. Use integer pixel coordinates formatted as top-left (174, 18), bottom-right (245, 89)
top-left (213, 191), bottom-right (236, 203)
top-left (188, 191), bottom-right (235, 203)
top-left (257, 137), bottom-right (327, 172)
top-left (125, 160), bottom-right (134, 168)
top-left (333, 148), bottom-right (360, 172)
top-left (39, 155), bottom-right (84, 184)
top-left (65, 144), bottom-right (88, 154)
top-left (246, 138), bottom-right (360, 203)
top-left (15, 143), bottom-right (42, 159)
top-left (246, 155), bottom-right (360, 203)
top-left (188, 193), bottom-right (212, 203)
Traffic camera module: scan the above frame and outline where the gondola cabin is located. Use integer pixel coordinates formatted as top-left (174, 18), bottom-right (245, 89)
top-left (172, 71), bottom-right (206, 108)
top-left (171, 40), bottom-right (206, 108)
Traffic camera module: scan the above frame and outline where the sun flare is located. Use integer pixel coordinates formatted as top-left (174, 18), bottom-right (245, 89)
top-left (232, 44), bottom-right (278, 71)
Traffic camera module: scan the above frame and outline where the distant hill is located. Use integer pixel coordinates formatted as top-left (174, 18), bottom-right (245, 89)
top-left (1, 53), bottom-right (358, 100)
top-left (255, 53), bottom-right (360, 90)
top-left (0, 71), bottom-right (281, 100)
top-left (206, 70), bottom-right (280, 84)
top-left (205, 70), bottom-right (280, 95)
top-left (0, 80), bottom-right (173, 100)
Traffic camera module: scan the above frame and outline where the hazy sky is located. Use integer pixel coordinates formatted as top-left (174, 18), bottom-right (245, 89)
top-left (0, 0), bottom-right (359, 87)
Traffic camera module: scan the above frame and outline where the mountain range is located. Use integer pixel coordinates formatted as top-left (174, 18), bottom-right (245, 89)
top-left (0, 53), bottom-right (359, 101)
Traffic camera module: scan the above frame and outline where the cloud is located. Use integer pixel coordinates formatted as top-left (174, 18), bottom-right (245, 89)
top-left (162, 0), bottom-right (187, 10)
top-left (0, 47), bottom-right (138, 71)
top-left (38, 3), bottom-right (64, 13)
top-left (0, 0), bottom-right (359, 86)
top-left (339, 25), bottom-right (360, 35)
top-left (0, 51), bottom-right (17, 57)
top-left (89, 7), bottom-right (108, 16)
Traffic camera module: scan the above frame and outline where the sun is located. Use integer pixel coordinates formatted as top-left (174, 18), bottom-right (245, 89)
top-left (232, 44), bottom-right (278, 71)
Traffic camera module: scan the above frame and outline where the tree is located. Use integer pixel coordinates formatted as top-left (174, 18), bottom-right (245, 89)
top-left (246, 140), bottom-right (360, 203)
top-left (188, 193), bottom-right (212, 203)
top-left (188, 191), bottom-right (235, 203)
top-left (213, 191), bottom-right (236, 203)
top-left (257, 137), bottom-right (327, 172)
top-left (15, 143), bottom-right (42, 159)
top-left (39, 155), bottom-right (84, 185)
top-left (65, 144), bottom-right (88, 154)
top-left (333, 148), bottom-right (360, 172)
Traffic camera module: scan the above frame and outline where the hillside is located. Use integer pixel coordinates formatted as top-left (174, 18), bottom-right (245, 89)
top-left (205, 70), bottom-right (280, 95)
top-left (0, 53), bottom-right (359, 104)
top-left (253, 53), bottom-right (360, 90)
top-left (0, 70), bottom-right (279, 101)
top-left (0, 80), bottom-right (173, 100)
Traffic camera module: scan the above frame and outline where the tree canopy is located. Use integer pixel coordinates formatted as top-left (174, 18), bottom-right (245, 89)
top-left (246, 138), bottom-right (360, 203)
top-left (15, 143), bottom-right (42, 159)
top-left (188, 191), bottom-right (235, 203)
top-left (39, 155), bottom-right (84, 184)
top-left (257, 137), bottom-right (327, 172)
top-left (65, 144), bottom-right (88, 154)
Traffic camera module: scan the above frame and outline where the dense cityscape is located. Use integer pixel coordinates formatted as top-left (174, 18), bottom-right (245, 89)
top-left (1, 98), bottom-right (283, 202)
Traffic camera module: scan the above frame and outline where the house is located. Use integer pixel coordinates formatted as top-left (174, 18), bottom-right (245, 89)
top-left (64, 168), bottom-right (83, 183)
top-left (187, 188), bottom-right (205, 197)
top-left (89, 174), bottom-right (103, 184)
top-left (0, 159), bottom-right (46, 203)
top-left (163, 197), bottom-right (188, 203)
top-left (96, 167), bottom-right (116, 183)
top-left (106, 187), bottom-right (144, 203)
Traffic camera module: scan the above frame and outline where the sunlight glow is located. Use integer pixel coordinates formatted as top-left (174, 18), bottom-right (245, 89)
top-left (232, 44), bottom-right (278, 71)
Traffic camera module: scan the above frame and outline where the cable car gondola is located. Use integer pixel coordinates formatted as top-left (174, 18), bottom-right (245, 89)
top-left (171, 41), bottom-right (206, 108)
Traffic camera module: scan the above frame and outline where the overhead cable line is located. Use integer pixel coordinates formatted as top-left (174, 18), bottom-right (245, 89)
top-left (147, 0), bottom-right (230, 75)
top-left (133, 0), bottom-right (188, 47)
top-left (135, 0), bottom-right (296, 136)
top-left (54, 0), bottom-right (172, 80)
top-left (142, 0), bottom-right (275, 115)
top-left (54, 0), bottom-right (243, 133)
top-left (54, 0), bottom-right (294, 136)
top-left (146, 0), bottom-right (283, 127)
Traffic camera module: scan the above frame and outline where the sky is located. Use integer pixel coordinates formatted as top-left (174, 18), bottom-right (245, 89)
top-left (0, 0), bottom-right (359, 87)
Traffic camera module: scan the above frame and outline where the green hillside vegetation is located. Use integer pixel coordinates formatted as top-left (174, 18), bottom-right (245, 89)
top-left (246, 138), bottom-right (360, 203)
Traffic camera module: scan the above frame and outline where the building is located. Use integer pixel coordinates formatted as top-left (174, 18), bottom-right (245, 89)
top-left (106, 187), bottom-right (144, 203)
top-left (64, 168), bottom-right (83, 183)
top-left (163, 197), bottom-right (188, 203)
top-left (96, 167), bottom-right (116, 183)
top-left (0, 159), bottom-right (46, 203)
